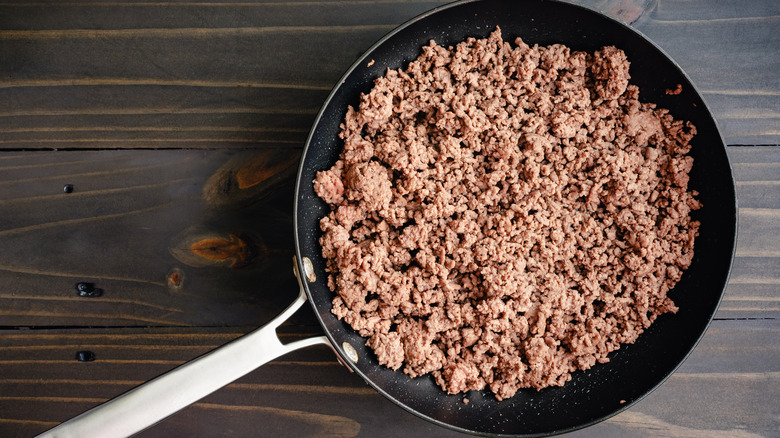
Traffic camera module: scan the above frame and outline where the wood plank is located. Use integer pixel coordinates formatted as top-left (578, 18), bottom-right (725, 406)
top-left (722, 146), bottom-right (779, 319)
top-left (0, 319), bottom-right (776, 437)
top-left (0, 1), bottom-right (448, 31)
top-left (0, 0), bottom-right (777, 149)
top-left (0, 146), bottom-right (776, 326)
top-left (735, 209), bottom-right (780, 257)
top-left (729, 147), bottom-right (780, 209)
top-left (718, 256), bottom-right (779, 320)
top-left (0, 149), bottom-right (311, 327)
top-left (0, 1), bottom-right (446, 149)
top-left (0, 86), bottom-right (324, 148)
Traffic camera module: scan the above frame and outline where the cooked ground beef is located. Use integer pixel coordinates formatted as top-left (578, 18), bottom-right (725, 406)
top-left (313, 28), bottom-right (700, 400)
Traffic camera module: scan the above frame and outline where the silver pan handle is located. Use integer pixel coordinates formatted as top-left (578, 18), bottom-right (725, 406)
top-left (36, 258), bottom-right (331, 438)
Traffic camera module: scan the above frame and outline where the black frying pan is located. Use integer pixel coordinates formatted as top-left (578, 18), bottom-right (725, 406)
top-left (39, 1), bottom-right (736, 437)
top-left (295, 0), bottom-right (736, 436)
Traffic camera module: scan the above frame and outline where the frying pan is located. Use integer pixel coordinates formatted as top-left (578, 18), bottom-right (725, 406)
top-left (37, 0), bottom-right (737, 437)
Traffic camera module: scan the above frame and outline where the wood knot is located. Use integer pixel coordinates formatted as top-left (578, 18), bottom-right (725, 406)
top-left (170, 228), bottom-right (266, 269)
top-left (203, 149), bottom-right (300, 208)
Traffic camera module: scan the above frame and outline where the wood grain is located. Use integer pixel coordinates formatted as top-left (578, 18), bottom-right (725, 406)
top-left (0, 0), bottom-right (777, 149)
top-left (0, 1), bottom-right (446, 149)
top-left (717, 147), bottom-right (780, 320)
top-left (0, 320), bottom-right (776, 438)
top-left (0, 146), bottom-right (775, 328)
top-left (0, 149), bottom-right (312, 328)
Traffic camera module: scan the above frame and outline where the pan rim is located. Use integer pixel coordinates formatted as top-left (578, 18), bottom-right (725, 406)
top-left (292, 0), bottom-right (738, 436)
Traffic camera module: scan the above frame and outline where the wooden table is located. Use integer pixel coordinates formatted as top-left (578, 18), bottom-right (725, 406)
top-left (1, 1), bottom-right (777, 437)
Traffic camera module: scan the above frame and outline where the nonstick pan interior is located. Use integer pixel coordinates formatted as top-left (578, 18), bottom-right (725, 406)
top-left (294, 0), bottom-right (737, 436)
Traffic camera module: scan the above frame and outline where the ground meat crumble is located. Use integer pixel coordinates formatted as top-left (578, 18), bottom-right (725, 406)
top-left (313, 28), bottom-right (701, 400)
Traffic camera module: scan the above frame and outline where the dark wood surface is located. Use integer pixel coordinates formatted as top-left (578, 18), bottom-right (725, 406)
top-left (0, 1), bottom-right (777, 437)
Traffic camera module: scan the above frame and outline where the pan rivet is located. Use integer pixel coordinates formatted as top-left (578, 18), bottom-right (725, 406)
top-left (302, 257), bottom-right (316, 283)
top-left (342, 342), bottom-right (358, 363)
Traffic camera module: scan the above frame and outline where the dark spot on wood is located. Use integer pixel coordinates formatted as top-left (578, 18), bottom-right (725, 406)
top-left (75, 351), bottom-right (96, 362)
top-left (167, 268), bottom-right (184, 289)
top-left (75, 282), bottom-right (103, 297)
top-left (63, 184), bottom-right (74, 193)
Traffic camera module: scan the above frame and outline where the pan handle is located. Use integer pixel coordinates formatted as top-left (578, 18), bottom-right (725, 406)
top-left (36, 257), bottom-right (331, 438)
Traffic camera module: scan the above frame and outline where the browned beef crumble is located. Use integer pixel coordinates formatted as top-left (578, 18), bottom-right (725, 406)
top-left (313, 28), bottom-right (701, 400)
top-left (666, 83), bottom-right (683, 95)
